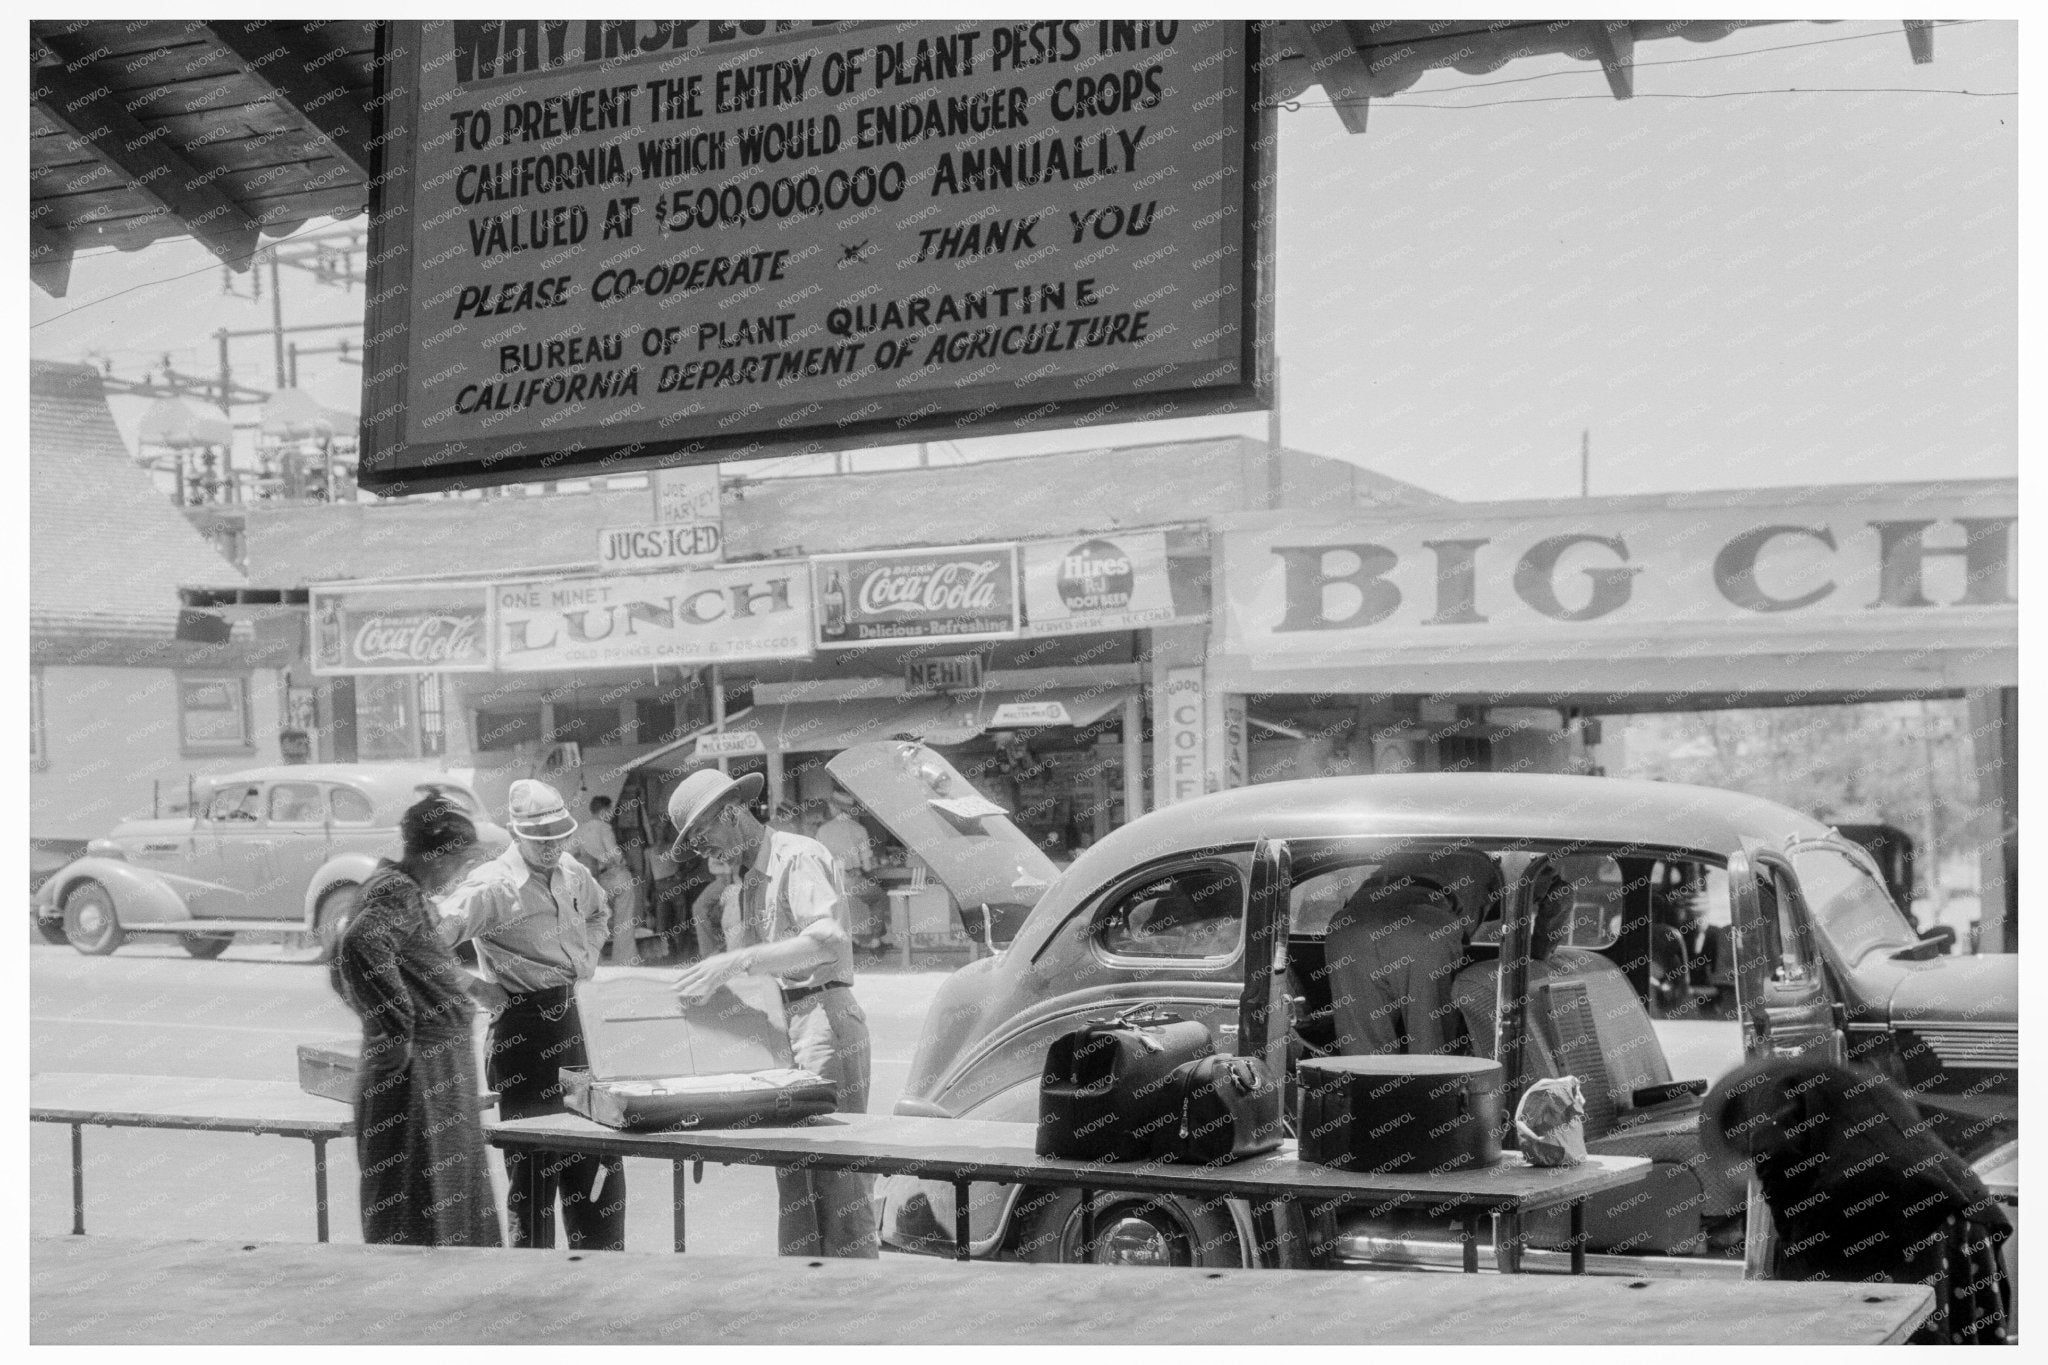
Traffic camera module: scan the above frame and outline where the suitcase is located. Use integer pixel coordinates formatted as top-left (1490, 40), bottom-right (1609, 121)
top-left (1037, 1006), bottom-right (1215, 1161)
top-left (560, 976), bottom-right (837, 1132)
top-left (1153, 1054), bottom-right (1286, 1165)
top-left (295, 1037), bottom-right (498, 1110)
top-left (1296, 1055), bottom-right (1505, 1174)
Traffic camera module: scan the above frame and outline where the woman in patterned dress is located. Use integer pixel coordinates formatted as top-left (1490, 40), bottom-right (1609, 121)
top-left (330, 795), bottom-right (502, 1246)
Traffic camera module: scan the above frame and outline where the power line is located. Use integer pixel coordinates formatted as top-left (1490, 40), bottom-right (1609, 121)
top-left (30, 220), bottom-right (354, 330)
top-left (1282, 87), bottom-right (2015, 114)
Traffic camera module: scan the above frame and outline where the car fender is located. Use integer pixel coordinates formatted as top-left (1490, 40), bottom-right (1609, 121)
top-left (882, 1079), bottom-right (1039, 1259)
top-left (304, 852), bottom-right (382, 928)
top-left (43, 858), bottom-right (192, 926)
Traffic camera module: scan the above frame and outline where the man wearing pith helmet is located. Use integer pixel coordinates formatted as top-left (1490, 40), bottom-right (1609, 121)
top-left (438, 778), bottom-right (626, 1251)
top-left (669, 767), bottom-right (878, 1259)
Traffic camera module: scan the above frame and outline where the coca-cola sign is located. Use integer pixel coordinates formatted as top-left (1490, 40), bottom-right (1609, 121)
top-left (814, 545), bottom-right (1020, 648)
top-left (310, 584), bottom-right (493, 675)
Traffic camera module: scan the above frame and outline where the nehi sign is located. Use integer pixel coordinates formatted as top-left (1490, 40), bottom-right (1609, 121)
top-left (358, 20), bottom-right (1268, 492)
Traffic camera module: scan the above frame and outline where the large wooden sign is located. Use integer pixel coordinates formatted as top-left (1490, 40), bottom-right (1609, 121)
top-left (359, 20), bottom-right (1269, 492)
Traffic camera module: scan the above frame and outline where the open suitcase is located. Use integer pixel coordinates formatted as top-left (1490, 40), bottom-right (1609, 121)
top-left (560, 976), bottom-right (838, 1133)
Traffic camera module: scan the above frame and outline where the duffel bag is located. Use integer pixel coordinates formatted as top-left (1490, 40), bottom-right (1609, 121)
top-left (1037, 1005), bottom-right (1214, 1161)
top-left (1153, 1054), bottom-right (1286, 1165)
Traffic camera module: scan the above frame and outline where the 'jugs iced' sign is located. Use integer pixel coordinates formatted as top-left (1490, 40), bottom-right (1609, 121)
top-left (813, 545), bottom-right (1021, 647)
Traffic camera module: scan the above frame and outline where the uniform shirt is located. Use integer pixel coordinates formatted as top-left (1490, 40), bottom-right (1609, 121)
top-left (436, 842), bottom-right (610, 993)
top-left (731, 830), bottom-right (854, 991)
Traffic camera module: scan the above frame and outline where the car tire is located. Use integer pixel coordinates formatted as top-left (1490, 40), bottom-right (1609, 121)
top-left (314, 884), bottom-right (360, 964)
top-left (180, 933), bottom-right (233, 960)
top-left (63, 882), bottom-right (124, 956)
top-left (1007, 1187), bottom-right (1245, 1268)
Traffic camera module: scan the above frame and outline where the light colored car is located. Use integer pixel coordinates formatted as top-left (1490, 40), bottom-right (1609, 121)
top-left (829, 744), bottom-right (2018, 1277)
top-left (32, 764), bottom-right (507, 960)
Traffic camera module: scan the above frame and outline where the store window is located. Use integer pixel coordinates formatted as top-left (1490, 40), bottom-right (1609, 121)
top-left (1098, 863), bottom-right (1245, 960)
top-left (179, 674), bottom-right (252, 754)
top-left (636, 697), bottom-right (685, 746)
top-left (552, 703), bottom-right (629, 747)
top-left (355, 673), bottom-right (417, 761)
top-left (475, 706), bottom-right (543, 752)
top-left (419, 674), bottom-right (446, 757)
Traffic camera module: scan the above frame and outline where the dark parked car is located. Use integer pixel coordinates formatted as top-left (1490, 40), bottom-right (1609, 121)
top-left (830, 743), bottom-right (2018, 1276)
top-left (32, 764), bottom-right (506, 960)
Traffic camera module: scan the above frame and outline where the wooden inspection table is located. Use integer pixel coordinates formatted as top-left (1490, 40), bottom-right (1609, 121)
top-left (30, 1072), bottom-right (353, 1243)
top-left (28, 1236), bottom-right (1935, 1345)
top-left (489, 1110), bottom-right (1649, 1273)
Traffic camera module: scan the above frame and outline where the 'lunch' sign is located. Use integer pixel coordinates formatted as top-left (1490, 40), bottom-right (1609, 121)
top-left (357, 20), bottom-right (1269, 492)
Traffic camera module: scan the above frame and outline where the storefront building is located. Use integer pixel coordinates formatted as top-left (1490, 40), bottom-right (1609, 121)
top-left (239, 436), bottom-right (1446, 869)
top-left (1202, 479), bottom-right (2019, 948)
top-left (30, 361), bottom-right (293, 870)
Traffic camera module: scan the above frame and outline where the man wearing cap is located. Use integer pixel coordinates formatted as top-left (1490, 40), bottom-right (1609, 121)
top-left (437, 779), bottom-right (626, 1251)
top-left (668, 768), bottom-right (878, 1259)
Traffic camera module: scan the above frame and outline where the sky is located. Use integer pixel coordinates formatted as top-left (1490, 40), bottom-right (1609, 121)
top-left (26, 17), bottom-right (2017, 504)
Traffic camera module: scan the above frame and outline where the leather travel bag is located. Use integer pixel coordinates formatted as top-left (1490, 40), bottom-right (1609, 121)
top-left (1037, 1006), bottom-right (1214, 1161)
top-left (1153, 1054), bottom-right (1286, 1165)
top-left (1296, 1055), bottom-right (1505, 1174)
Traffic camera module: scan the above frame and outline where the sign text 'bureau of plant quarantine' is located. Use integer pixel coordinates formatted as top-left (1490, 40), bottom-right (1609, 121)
top-left (358, 19), bottom-right (1269, 492)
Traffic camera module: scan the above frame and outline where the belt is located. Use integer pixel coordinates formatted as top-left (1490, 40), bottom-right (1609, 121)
top-left (780, 980), bottom-right (852, 1005)
top-left (502, 982), bottom-right (575, 1007)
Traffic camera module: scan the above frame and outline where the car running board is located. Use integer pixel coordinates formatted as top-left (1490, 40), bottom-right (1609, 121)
top-left (112, 921), bottom-right (306, 934)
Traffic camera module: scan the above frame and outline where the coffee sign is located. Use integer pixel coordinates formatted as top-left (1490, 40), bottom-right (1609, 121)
top-left (813, 545), bottom-right (1020, 648)
top-left (310, 584), bottom-right (493, 675)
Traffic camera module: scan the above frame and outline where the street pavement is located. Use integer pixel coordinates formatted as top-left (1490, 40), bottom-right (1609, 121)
top-left (30, 940), bottom-right (960, 1255)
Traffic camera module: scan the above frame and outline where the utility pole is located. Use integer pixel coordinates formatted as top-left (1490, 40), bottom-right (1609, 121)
top-left (1580, 428), bottom-right (1591, 498)
top-left (269, 248), bottom-right (287, 389)
top-left (1265, 352), bottom-right (1284, 509)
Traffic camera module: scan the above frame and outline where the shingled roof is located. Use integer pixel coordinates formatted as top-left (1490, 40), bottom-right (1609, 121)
top-left (30, 359), bottom-right (245, 638)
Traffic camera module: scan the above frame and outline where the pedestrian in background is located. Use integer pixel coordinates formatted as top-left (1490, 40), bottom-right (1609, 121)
top-left (668, 770), bottom-right (878, 1259)
top-left (438, 779), bottom-right (625, 1251)
top-left (330, 794), bottom-right (500, 1247)
top-left (818, 788), bottom-right (890, 953)
top-left (574, 793), bottom-right (640, 965)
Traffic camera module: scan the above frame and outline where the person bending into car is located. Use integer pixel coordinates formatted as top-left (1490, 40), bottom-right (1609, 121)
top-left (667, 768), bottom-right (878, 1259)
top-left (437, 779), bottom-right (625, 1251)
top-left (330, 794), bottom-right (501, 1247)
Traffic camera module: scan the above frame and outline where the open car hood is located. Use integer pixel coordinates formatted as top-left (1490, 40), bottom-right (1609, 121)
top-left (826, 740), bottom-right (1062, 937)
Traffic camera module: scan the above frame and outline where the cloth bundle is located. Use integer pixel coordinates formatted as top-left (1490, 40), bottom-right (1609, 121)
top-left (1514, 1075), bottom-right (1588, 1167)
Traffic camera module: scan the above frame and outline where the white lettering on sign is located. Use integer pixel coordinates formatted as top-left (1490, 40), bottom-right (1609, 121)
top-left (352, 614), bottom-right (484, 666)
top-left (358, 20), bottom-right (1263, 490)
top-left (858, 560), bottom-right (1001, 616)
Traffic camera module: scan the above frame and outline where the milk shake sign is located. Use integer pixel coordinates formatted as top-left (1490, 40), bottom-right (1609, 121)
top-left (493, 561), bottom-right (813, 670)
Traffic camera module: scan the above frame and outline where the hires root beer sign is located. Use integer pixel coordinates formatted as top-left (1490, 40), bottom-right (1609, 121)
top-left (813, 545), bottom-right (1020, 647)
top-left (311, 585), bottom-right (494, 675)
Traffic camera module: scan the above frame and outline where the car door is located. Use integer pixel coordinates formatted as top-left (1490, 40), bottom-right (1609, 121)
top-left (188, 782), bottom-right (268, 918)
top-left (260, 781), bottom-right (331, 919)
top-left (1729, 840), bottom-right (1845, 1281)
top-left (1729, 841), bottom-right (1845, 1065)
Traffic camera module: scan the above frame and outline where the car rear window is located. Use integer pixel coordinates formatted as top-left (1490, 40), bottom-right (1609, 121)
top-left (329, 787), bottom-right (376, 825)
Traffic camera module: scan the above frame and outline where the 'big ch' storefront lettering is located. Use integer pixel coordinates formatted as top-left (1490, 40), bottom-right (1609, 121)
top-left (1269, 517), bottom-right (2016, 633)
